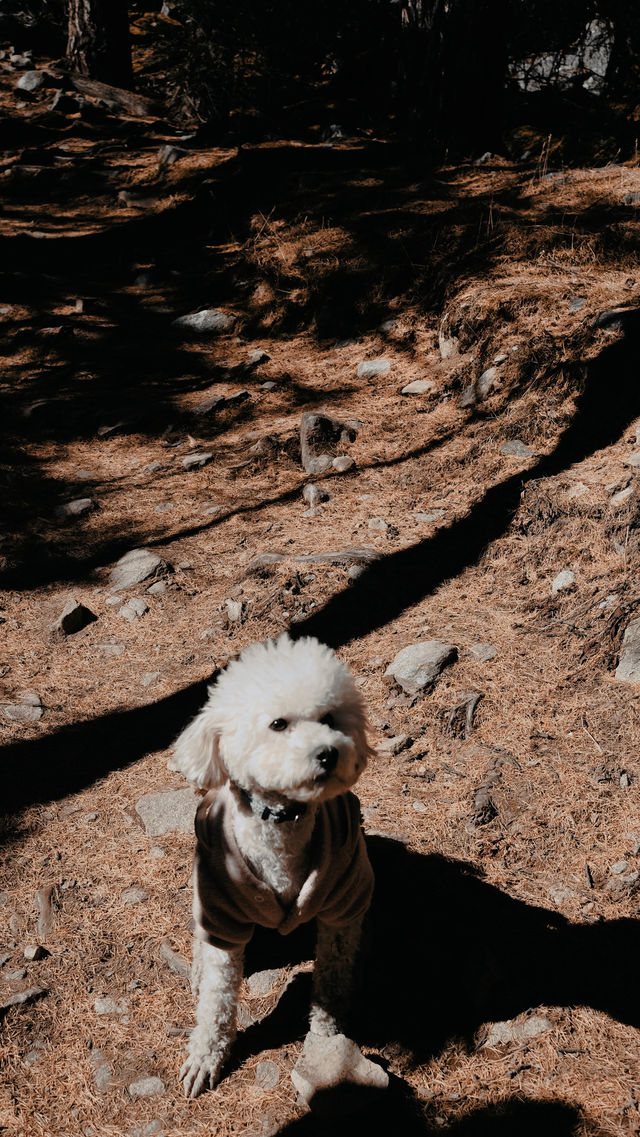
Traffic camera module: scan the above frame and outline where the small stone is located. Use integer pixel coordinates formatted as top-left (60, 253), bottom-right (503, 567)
top-left (412, 801), bottom-right (428, 813)
top-left (0, 987), bottom-right (47, 1012)
top-left (332, 455), bottom-right (355, 472)
top-left (16, 71), bottom-right (48, 92)
top-left (469, 643), bottom-right (497, 662)
top-left (119, 597), bottom-right (149, 622)
top-left (500, 440), bottom-right (533, 458)
top-left (620, 771), bottom-right (631, 788)
top-left (368, 518), bottom-right (388, 532)
top-left (155, 503), bottom-right (173, 514)
top-left (56, 498), bottom-right (94, 521)
top-left (172, 309), bottom-right (235, 333)
top-left (348, 565), bottom-right (365, 582)
top-left (157, 144), bottom-right (184, 167)
top-left (385, 641), bottom-right (458, 695)
top-left (159, 941), bottom-right (190, 980)
top-left (415, 510), bottom-right (445, 523)
top-left (625, 453), bottom-right (640, 468)
top-left (401, 380), bottom-right (435, 395)
top-left (477, 367), bottom-right (499, 397)
top-left (94, 996), bottom-right (125, 1015)
top-left (303, 484), bottom-right (330, 507)
top-left (23, 945), bottom-right (46, 961)
top-left (551, 570), bottom-right (576, 595)
top-left (611, 486), bottom-right (634, 505)
top-left (135, 789), bottom-right (197, 836)
top-left (191, 395), bottom-right (225, 417)
top-left (600, 594), bottom-right (618, 609)
top-left (142, 672), bottom-right (161, 687)
top-left (247, 349), bottom-right (270, 366)
top-left (247, 968), bottom-right (286, 996)
top-left (94, 643), bottom-right (125, 656)
top-left (86, 812), bottom-right (98, 821)
top-left (150, 847), bottom-right (165, 858)
top-left (51, 599), bottom-right (96, 639)
top-left (300, 412), bottom-right (350, 474)
top-left (438, 330), bottom-right (458, 359)
top-left (110, 549), bottom-right (166, 592)
top-left (226, 599), bottom-right (243, 622)
top-left (122, 888), bottom-right (148, 905)
top-left (379, 734), bottom-right (412, 756)
top-left (128, 1122), bottom-right (163, 1137)
top-left (147, 581), bottom-right (166, 597)
top-left (226, 389), bottom-right (250, 406)
top-left (7, 968), bottom-right (26, 980)
top-left (303, 507), bottom-right (322, 517)
top-left (568, 297), bottom-right (586, 312)
top-left (291, 1032), bottom-right (388, 1106)
top-left (357, 359), bottom-right (391, 378)
top-left (262, 381), bottom-right (276, 390)
top-left (129, 1076), bottom-right (165, 1098)
top-left (611, 860), bottom-right (630, 874)
top-left (593, 309), bottom-right (626, 332)
top-left (182, 452), bottom-right (213, 471)
top-left (90, 1049), bottom-right (113, 1092)
top-left (145, 462), bottom-right (163, 474)
top-left (255, 1060), bottom-right (280, 1089)
top-left (2, 693), bottom-right (43, 723)
top-left (483, 1014), bottom-right (552, 1048)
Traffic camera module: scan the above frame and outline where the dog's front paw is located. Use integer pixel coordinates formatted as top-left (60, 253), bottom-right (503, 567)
top-left (180, 1048), bottom-right (225, 1098)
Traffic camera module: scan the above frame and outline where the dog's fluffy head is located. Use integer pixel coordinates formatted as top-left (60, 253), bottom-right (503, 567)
top-left (172, 635), bottom-right (372, 802)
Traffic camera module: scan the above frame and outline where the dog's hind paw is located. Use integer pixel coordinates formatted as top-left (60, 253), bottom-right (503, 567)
top-left (180, 1051), bottom-right (225, 1098)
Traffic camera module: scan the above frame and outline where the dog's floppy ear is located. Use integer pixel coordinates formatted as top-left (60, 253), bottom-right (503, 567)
top-left (170, 704), bottom-right (226, 789)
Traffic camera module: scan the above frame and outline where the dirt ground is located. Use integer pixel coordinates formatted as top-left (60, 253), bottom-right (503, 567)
top-left (2, 37), bottom-right (640, 1137)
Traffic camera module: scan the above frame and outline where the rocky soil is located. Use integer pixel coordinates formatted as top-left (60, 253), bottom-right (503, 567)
top-left (1, 36), bottom-right (640, 1137)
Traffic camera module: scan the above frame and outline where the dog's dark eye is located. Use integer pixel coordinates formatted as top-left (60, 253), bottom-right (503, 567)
top-left (269, 718), bottom-right (288, 732)
top-left (320, 712), bottom-right (335, 729)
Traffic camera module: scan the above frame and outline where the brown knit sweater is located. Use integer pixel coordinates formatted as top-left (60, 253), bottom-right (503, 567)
top-left (193, 784), bottom-right (374, 951)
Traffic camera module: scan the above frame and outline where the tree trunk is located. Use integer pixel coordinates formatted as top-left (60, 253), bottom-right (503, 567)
top-left (67, 0), bottom-right (132, 88)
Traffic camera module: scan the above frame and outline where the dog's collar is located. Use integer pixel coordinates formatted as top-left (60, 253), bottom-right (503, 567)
top-left (237, 785), bottom-right (308, 824)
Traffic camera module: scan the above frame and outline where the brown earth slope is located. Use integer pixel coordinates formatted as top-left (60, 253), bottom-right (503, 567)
top-left (1, 46), bottom-right (640, 1137)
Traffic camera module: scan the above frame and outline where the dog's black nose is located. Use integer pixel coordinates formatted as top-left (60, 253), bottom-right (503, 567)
top-left (316, 746), bottom-right (339, 772)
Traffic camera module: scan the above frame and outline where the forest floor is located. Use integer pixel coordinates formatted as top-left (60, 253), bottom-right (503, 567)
top-left (2, 35), bottom-right (640, 1137)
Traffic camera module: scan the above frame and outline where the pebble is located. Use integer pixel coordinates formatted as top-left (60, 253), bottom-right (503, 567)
top-left (128, 1122), bottom-right (163, 1137)
top-left (159, 941), bottom-right (190, 980)
top-left (155, 503), bottom-right (173, 513)
top-left (90, 1049), bottom-right (113, 1092)
top-left (16, 70), bottom-right (48, 92)
top-left (378, 734), bottom-right (412, 756)
top-left (247, 968), bottom-right (286, 996)
top-left (94, 643), bottom-right (125, 656)
top-left (368, 518), bottom-right (388, 531)
top-left (2, 692), bottom-right (43, 722)
top-left (110, 549), bottom-right (166, 592)
top-left (483, 1014), bottom-right (552, 1047)
top-left (385, 641), bottom-right (458, 695)
top-left (303, 507), bottom-right (322, 517)
top-left (412, 801), bottom-right (428, 813)
top-left (122, 888), bottom-right (148, 905)
top-left (261, 381), bottom-right (276, 390)
top-left (51, 599), bottom-right (95, 639)
top-left (255, 1060), bottom-right (280, 1089)
top-left (332, 455), bottom-right (355, 472)
top-left (357, 359), bottom-right (391, 378)
top-left (551, 569), bottom-right (576, 595)
top-left (303, 484), bottom-right (330, 507)
top-left (23, 945), bottom-right (46, 961)
top-left (182, 452), bottom-right (213, 470)
top-left (300, 411), bottom-right (348, 474)
top-left (477, 367), bottom-right (499, 397)
top-left (142, 672), bottom-right (161, 687)
top-left (415, 510), bottom-right (445, 523)
top-left (129, 1076), bottom-right (166, 1098)
top-left (401, 379), bottom-right (434, 395)
top-left (0, 987), bottom-right (47, 1011)
top-left (469, 643), bottom-right (497, 662)
top-left (172, 309), bottom-right (235, 333)
top-left (7, 967), bottom-right (27, 980)
top-left (147, 581), bottom-right (166, 597)
top-left (226, 599), bottom-right (243, 622)
top-left (568, 297), bottom-right (586, 312)
top-left (247, 349), bottom-right (270, 366)
top-left (150, 846), bottom-right (165, 858)
top-left (611, 860), bottom-right (630, 874)
top-left (500, 440), bottom-right (533, 458)
top-left (611, 486), bottom-right (634, 506)
top-left (625, 452), bottom-right (640, 468)
top-left (55, 498), bottom-right (94, 521)
top-left (145, 462), bottom-right (163, 474)
top-left (135, 789), bottom-right (197, 836)
top-left (119, 597), bottom-right (149, 622)
top-left (94, 996), bottom-right (126, 1015)
top-left (348, 564), bottom-right (365, 582)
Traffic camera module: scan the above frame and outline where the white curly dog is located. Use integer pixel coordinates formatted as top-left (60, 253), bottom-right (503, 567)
top-left (172, 634), bottom-right (375, 1098)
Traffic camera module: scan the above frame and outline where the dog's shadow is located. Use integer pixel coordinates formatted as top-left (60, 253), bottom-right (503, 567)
top-left (237, 835), bottom-right (640, 1068)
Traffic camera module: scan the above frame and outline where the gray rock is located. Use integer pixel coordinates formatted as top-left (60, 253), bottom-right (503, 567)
top-left (625, 453), bottom-right (640, 468)
top-left (412, 801), bottom-right (428, 813)
top-left (147, 581), bottom-right (166, 597)
top-left (122, 888), bottom-right (148, 905)
top-left (615, 618), bottom-right (640, 682)
top-left (357, 359), bottom-right (390, 378)
top-left (247, 968), bottom-right (286, 996)
top-left (348, 564), bottom-right (365, 582)
top-left (300, 412), bottom-right (351, 474)
top-left (128, 1122), bottom-right (163, 1137)
top-left (90, 1049), bottom-right (113, 1092)
top-left (500, 440), bottom-right (533, 458)
top-left (145, 462), bottom-right (163, 474)
top-left (247, 349), bottom-right (270, 366)
top-left (129, 1076), bottom-right (165, 1098)
top-left (51, 598), bottom-right (95, 639)
top-left (611, 860), bottom-right (630, 874)
top-left (157, 144), bottom-right (184, 168)
top-left (470, 643), bottom-right (497, 662)
top-left (182, 452), bottom-right (213, 471)
top-left (592, 308), bottom-right (627, 332)
top-left (226, 389), bottom-right (250, 406)
top-left (225, 599), bottom-right (243, 623)
top-left (291, 1032), bottom-right (388, 1106)
top-left (110, 549), bottom-right (166, 591)
top-left (477, 367), bottom-right (499, 397)
top-left (401, 380), bottom-right (434, 395)
top-left (172, 309), bottom-right (235, 333)
top-left (56, 498), bottom-right (94, 521)
top-left (119, 597), bottom-right (149, 622)
top-left (0, 987), bottom-right (47, 1012)
top-left (438, 329), bottom-right (459, 359)
top-left (551, 569), bottom-right (576, 595)
top-left (255, 1060), bottom-right (280, 1089)
top-left (303, 484), bottom-right (330, 507)
top-left (155, 503), bottom-right (173, 514)
top-left (610, 486), bottom-right (633, 506)
top-left (16, 70), bottom-right (48, 92)
top-left (414, 510), bottom-right (445, 523)
top-left (23, 944), bottom-right (46, 961)
top-left (159, 941), bottom-right (190, 980)
top-left (368, 518), bottom-right (388, 532)
top-left (483, 1014), bottom-right (552, 1047)
top-left (2, 692), bottom-right (43, 722)
top-left (7, 968), bottom-right (26, 980)
top-left (458, 384), bottom-right (476, 409)
top-left (142, 672), bottom-right (161, 687)
top-left (135, 788), bottom-right (197, 836)
top-left (385, 641), bottom-right (457, 695)
top-left (378, 734), bottom-right (412, 756)
top-left (94, 643), bottom-right (125, 656)
top-left (333, 455), bottom-right (355, 472)
top-left (94, 996), bottom-right (126, 1015)
top-left (568, 297), bottom-right (586, 312)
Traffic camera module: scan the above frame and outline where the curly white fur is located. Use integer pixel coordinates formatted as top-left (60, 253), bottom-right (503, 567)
top-left (172, 634), bottom-right (373, 1098)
